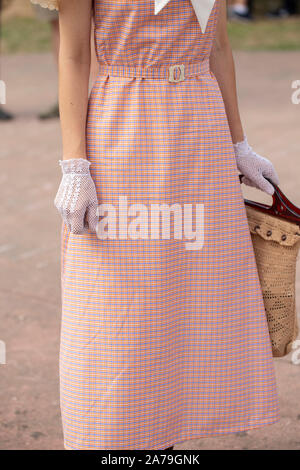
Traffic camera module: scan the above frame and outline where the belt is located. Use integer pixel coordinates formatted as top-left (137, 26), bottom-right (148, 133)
top-left (97, 59), bottom-right (210, 83)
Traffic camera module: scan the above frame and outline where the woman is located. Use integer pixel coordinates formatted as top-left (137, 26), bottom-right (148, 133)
top-left (31, 0), bottom-right (280, 450)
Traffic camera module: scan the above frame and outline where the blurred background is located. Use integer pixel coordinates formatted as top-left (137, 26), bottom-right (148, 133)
top-left (0, 0), bottom-right (300, 450)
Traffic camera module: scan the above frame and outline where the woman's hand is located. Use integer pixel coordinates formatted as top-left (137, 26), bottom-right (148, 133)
top-left (234, 136), bottom-right (280, 196)
top-left (54, 158), bottom-right (98, 233)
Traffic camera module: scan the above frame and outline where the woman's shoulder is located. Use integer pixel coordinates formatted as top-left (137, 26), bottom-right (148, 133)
top-left (30, 0), bottom-right (59, 10)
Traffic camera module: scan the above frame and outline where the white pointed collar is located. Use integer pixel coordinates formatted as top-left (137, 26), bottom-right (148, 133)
top-left (155, 0), bottom-right (216, 33)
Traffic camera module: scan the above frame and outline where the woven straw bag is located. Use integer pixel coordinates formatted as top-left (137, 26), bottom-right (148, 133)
top-left (240, 175), bottom-right (300, 357)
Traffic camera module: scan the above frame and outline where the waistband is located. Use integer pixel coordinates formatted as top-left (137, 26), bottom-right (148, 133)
top-left (97, 59), bottom-right (210, 83)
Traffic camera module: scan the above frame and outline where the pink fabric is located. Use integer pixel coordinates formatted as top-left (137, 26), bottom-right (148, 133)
top-left (60, 0), bottom-right (279, 450)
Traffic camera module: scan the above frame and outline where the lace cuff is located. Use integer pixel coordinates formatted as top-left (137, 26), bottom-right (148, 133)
top-left (59, 158), bottom-right (91, 175)
top-left (233, 135), bottom-right (251, 155)
top-left (30, 0), bottom-right (59, 10)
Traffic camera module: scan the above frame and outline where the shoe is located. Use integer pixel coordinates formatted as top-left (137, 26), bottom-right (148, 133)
top-left (0, 107), bottom-right (14, 121)
top-left (38, 103), bottom-right (59, 120)
top-left (266, 8), bottom-right (291, 18)
top-left (228, 7), bottom-right (253, 21)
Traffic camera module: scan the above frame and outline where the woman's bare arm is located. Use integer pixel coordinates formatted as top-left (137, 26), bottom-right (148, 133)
top-left (58, 0), bottom-right (93, 160)
top-left (209, 0), bottom-right (244, 144)
top-left (209, 1), bottom-right (280, 194)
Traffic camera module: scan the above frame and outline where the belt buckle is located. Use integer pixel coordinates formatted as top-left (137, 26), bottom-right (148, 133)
top-left (168, 64), bottom-right (185, 83)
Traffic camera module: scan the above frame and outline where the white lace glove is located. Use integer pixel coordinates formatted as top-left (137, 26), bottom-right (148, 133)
top-left (54, 158), bottom-right (98, 234)
top-left (233, 135), bottom-right (280, 196)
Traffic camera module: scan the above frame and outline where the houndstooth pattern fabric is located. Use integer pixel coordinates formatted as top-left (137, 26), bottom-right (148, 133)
top-left (59, 0), bottom-right (280, 450)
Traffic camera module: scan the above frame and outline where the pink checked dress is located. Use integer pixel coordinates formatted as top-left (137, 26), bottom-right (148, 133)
top-left (59, 0), bottom-right (280, 449)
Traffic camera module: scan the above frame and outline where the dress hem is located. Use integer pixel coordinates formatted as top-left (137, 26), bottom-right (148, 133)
top-left (62, 412), bottom-right (280, 450)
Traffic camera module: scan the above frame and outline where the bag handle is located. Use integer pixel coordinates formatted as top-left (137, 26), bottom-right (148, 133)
top-left (239, 173), bottom-right (300, 226)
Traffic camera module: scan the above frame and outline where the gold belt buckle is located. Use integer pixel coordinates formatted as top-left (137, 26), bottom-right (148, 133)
top-left (168, 64), bottom-right (185, 83)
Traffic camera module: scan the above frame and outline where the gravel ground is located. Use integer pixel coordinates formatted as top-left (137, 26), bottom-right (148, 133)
top-left (0, 51), bottom-right (300, 450)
